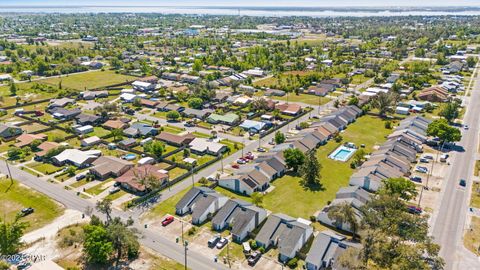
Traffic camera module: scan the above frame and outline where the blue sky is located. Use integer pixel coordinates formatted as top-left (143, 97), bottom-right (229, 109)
top-left (1, 0), bottom-right (477, 7)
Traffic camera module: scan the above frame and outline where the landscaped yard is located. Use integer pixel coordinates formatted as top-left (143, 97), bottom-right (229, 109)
top-left (146, 186), bottom-right (190, 218)
top-left (471, 181), bottom-right (480, 208)
top-left (262, 115), bottom-right (391, 218)
top-left (465, 216), bottom-right (480, 256)
top-left (40, 70), bottom-right (135, 90)
top-left (161, 125), bottom-right (185, 134)
top-left (168, 167), bottom-right (188, 179)
top-left (85, 178), bottom-right (114, 195)
top-left (27, 162), bottom-right (63, 175)
top-left (214, 186), bottom-right (253, 204)
top-left (0, 178), bottom-right (64, 232)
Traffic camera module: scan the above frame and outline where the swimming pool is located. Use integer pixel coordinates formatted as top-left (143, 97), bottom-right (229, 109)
top-left (329, 145), bottom-right (357, 162)
top-left (123, 154), bottom-right (136, 161)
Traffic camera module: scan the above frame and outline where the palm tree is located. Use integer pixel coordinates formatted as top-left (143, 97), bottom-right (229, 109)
top-left (327, 202), bottom-right (359, 240)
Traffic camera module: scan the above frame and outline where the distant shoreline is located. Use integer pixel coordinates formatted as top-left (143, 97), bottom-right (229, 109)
top-left (1, 5), bottom-right (480, 17)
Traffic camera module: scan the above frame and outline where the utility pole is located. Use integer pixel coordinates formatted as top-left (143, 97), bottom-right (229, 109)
top-left (184, 240), bottom-right (188, 270)
top-left (220, 153), bottom-right (224, 174)
top-left (5, 160), bottom-right (13, 185)
top-left (190, 166), bottom-right (195, 187)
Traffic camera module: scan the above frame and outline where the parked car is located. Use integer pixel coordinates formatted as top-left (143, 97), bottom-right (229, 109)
top-left (208, 234), bottom-right (221, 248)
top-left (416, 166), bottom-right (428, 173)
top-left (216, 238), bottom-right (228, 249)
top-left (419, 158), bottom-right (430, 163)
top-left (21, 207), bottom-right (34, 216)
top-left (257, 147), bottom-right (266, 152)
top-left (423, 155), bottom-right (434, 160)
top-left (113, 182), bottom-right (121, 187)
top-left (459, 179), bottom-right (467, 187)
top-left (237, 159), bottom-right (246, 164)
top-left (109, 187), bottom-right (120, 194)
top-left (76, 174), bottom-right (86, 181)
top-left (440, 154), bottom-right (449, 162)
top-left (464, 124), bottom-right (469, 130)
top-left (162, 216), bottom-right (174, 226)
top-left (410, 176), bottom-right (422, 183)
top-left (407, 205), bottom-right (422, 215)
top-left (232, 164), bottom-right (240, 169)
top-left (247, 251), bottom-right (262, 266)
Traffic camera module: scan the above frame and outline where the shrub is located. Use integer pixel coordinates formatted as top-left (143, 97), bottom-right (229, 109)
top-left (385, 121), bottom-right (392, 129)
top-left (258, 246), bottom-right (265, 253)
top-left (287, 258), bottom-right (298, 269)
top-left (187, 227), bottom-right (197, 236)
top-left (309, 216), bottom-right (316, 222)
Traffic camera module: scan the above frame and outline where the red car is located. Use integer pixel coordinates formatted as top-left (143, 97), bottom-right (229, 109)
top-left (162, 216), bottom-right (174, 226)
top-left (232, 164), bottom-right (240, 169)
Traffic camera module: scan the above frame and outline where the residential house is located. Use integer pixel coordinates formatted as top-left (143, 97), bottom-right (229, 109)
top-left (0, 124), bottom-right (22, 140)
top-left (417, 86), bottom-right (449, 102)
top-left (52, 149), bottom-right (101, 167)
top-left (34, 141), bottom-right (60, 159)
top-left (176, 187), bottom-right (218, 215)
top-left (50, 107), bottom-right (81, 120)
top-left (212, 199), bottom-right (267, 242)
top-left (80, 136), bottom-right (102, 147)
top-left (275, 103), bottom-right (302, 116)
top-left (305, 231), bottom-right (358, 270)
top-left (89, 156), bottom-right (133, 179)
top-left (75, 113), bottom-right (103, 126)
top-left (156, 132), bottom-right (195, 147)
top-left (123, 122), bottom-right (158, 138)
top-left (316, 186), bottom-right (371, 232)
top-left (116, 164), bottom-right (169, 193)
top-left (255, 213), bottom-right (313, 262)
top-left (181, 108), bottom-right (211, 120)
top-left (206, 113), bottom-right (240, 126)
top-left (132, 81), bottom-right (155, 92)
top-left (14, 133), bottom-right (46, 147)
top-left (103, 119), bottom-right (128, 130)
top-left (118, 138), bottom-right (138, 148)
top-left (188, 138), bottom-right (226, 155)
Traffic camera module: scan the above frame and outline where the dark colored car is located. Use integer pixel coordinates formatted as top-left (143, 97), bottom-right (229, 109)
top-left (459, 179), bottom-right (467, 187)
top-left (162, 216), bottom-right (174, 226)
top-left (407, 205), bottom-right (422, 215)
top-left (410, 176), bottom-right (422, 183)
top-left (247, 251), bottom-right (262, 266)
top-left (21, 207), bottom-right (34, 216)
top-left (208, 235), bottom-right (221, 248)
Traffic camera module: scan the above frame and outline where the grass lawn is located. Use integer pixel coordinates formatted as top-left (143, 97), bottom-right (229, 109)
top-left (161, 125), bottom-right (185, 134)
top-left (218, 242), bottom-right (246, 264)
top-left (168, 167), bottom-right (188, 180)
top-left (0, 178), bottom-right (64, 232)
top-left (70, 178), bottom-right (90, 188)
top-left (220, 139), bottom-right (244, 153)
top-left (28, 162), bottom-right (63, 175)
top-left (93, 127), bottom-right (111, 138)
top-left (85, 178), bottom-right (114, 195)
top-left (105, 189), bottom-right (127, 201)
top-left (146, 186), bottom-right (191, 218)
top-left (40, 70), bottom-right (135, 90)
top-left (465, 216), bottom-right (480, 256)
top-left (471, 181), bottom-right (480, 208)
top-left (269, 93), bottom-right (330, 106)
top-left (192, 131), bottom-right (211, 139)
top-left (214, 186), bottom-right (253, 203)
top-left (262, 115), bottom-right (390, 218)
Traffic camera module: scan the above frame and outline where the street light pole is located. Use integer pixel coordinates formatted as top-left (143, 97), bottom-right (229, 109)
top-left (184, 241), bottom-right (188, 270)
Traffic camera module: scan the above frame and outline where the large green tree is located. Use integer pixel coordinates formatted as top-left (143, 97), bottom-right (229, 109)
top-left (427, 119), bottom-right (462, 144)
top-left (299, 151), bottom-right (322, 186)
top-left (83, 224), bottom-right (114, 264)
top-left (283, 148), bottom-right (305, 172)
top-left (0, 216), bottom-right (28, 255)
top-left (327, 202), bottom-right (359, 239)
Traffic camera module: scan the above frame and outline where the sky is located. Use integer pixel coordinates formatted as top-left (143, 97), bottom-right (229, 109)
top-left (1, 0), bottom-right (478, 7)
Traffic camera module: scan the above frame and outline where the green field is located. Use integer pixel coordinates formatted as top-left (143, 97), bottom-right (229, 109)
top-left (0, 179), bottom-right (64, 232)
top-left (40, 70), bottom-right (135, 90)
top-left (471, 181), bottom-right (480, 208)
top-left (262, 115), bottom-right (391, 218)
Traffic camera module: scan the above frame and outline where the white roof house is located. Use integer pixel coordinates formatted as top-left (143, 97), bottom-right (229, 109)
top-left (138, 157), bottom-right (155, 165)
top-left (53, 149), bottom-right (101, 167)
top-left (81, 136), bottom-right (101, 147)
top-left (189, 138), bottom-right (226, 155)
top-left (120, 93), bottom-right (137, 102)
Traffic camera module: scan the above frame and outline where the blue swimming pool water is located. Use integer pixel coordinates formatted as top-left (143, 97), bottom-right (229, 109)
top-left (123, 154), bottom-right (136, 160)
top-left (329, 146), bottom-right (357, 162)
top-left (334, 149), bottom-right (351, 160)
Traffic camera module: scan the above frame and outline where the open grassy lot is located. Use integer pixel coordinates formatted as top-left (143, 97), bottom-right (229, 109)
top-left (262, 115), bottom-right (390, 218)
top-left (40, 70), bottom-right (136, 90)
top-left (465, 216), bottom-right (480, 256)
top-left (146, 186), bottom-right (191, 218)
top-left (471, 181), bottom-right (480, 208)
top-left (0, 178), bottom-right (64, 232)
top-left (27, 161), bottom-right (63, 175)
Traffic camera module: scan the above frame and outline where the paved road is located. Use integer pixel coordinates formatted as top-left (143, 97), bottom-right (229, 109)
top-left (0, 162), bottom-right (228, 270)
top-left (431, 63), bottom-right (480, 270)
